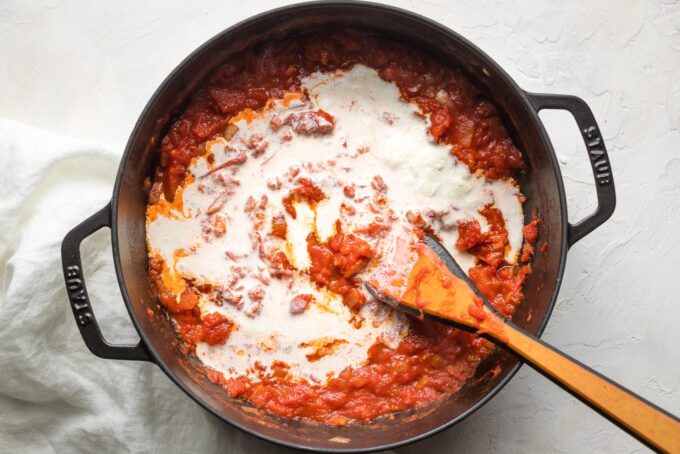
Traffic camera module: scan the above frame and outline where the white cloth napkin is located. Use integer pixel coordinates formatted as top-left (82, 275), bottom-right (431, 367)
top-left (0, 119), bottom-right (292, 454)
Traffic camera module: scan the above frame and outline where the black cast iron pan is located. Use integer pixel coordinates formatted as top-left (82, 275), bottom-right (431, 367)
top-left (61, 2), bottom-right (615, 451)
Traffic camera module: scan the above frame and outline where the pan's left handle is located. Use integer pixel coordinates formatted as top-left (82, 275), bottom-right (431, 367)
top-left (61, 202), bottom-right (152, 362)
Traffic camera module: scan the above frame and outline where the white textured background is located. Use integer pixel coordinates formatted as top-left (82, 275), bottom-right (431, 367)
top-left (1, 1), bottom-right (679, 452)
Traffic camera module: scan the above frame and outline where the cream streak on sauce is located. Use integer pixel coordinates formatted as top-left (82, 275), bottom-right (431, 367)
top-left (146, 65), bottom-right (524, 384)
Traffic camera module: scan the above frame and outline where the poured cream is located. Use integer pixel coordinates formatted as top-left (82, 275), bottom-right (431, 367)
top-left (146, 65), bottom-right (524, 384)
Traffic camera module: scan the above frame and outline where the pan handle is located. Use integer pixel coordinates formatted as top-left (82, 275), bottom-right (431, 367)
top-left (61, 202), bottom-right (152, 362)
top-left (526, 92), bottom-right (616, 247)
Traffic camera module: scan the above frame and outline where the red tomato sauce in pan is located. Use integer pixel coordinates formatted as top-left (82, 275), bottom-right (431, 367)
top-left (147, 29), bottom-right (537, 424)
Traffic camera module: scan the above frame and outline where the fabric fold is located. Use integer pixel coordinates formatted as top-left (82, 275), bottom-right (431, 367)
top-left (0, 119), bottom-right (279, 454)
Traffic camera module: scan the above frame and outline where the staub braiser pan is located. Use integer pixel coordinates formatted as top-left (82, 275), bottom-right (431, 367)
top-left (61, 2), bottom-right (615, 452)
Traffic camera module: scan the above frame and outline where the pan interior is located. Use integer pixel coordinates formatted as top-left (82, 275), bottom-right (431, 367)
top-left (112, 3), bottom-right (564, 451)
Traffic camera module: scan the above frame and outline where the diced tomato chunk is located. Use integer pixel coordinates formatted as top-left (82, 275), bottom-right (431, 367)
top-left (282, 178), bottom-right (325, 218)
top-left (523, 211), bottom-right (541, 244)
top-left (201, 312), bottom-right (233, 345)
top-left (210, 88), bottom-right (247, 114)
top-left (456, 220), bottom-right (482, 251)
top-left (271, 214), bottom-right (288, 239)
top-left (429, 108), bottom-right (452, 141)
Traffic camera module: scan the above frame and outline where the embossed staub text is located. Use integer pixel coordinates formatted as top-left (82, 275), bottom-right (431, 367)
top-left (582, 126), bottom-right (611, 185)
top-left (66, 265), bottom-right (93, 326)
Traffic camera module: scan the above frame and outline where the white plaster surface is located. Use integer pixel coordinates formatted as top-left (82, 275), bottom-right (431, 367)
top-left (1, 0), bottom-right (679, 452)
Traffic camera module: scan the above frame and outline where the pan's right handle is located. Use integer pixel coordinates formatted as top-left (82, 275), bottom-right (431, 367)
top-left (527, 92), bottom-right (616, 247)
top-left (61, 203), bottom-right (152, 362)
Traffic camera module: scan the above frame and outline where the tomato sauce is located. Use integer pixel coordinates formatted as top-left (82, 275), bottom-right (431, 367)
top-left (172, 307), bottom-right (234, 347)
top-left (307, 230), bottom-right (374, 310)
top-left (148, 29), bottom-right (536, 424)
top-left (208, 320), bottom-right (495, 424)
top-left (151, 30), bottom-right (523, 201)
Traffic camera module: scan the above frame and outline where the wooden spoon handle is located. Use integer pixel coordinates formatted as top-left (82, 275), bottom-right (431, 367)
top-left (369, 236), bottom-right (679, 450)
top-left (494, 322), bottom-right (680, 453)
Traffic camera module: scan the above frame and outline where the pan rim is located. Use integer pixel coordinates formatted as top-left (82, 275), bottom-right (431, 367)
top-left (110, 1), bottom-right (569, 451)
